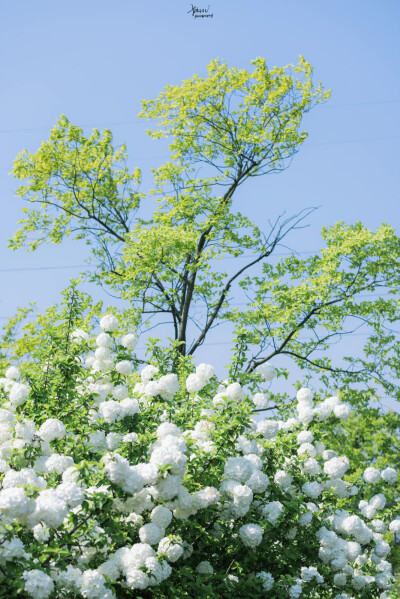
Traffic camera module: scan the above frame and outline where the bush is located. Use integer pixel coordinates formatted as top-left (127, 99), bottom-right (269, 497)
top-left (0, 313), bottom-right (398, 599)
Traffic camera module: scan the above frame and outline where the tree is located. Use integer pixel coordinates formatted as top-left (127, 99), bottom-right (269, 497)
top-left (7, 57), bottom-right (400, 403)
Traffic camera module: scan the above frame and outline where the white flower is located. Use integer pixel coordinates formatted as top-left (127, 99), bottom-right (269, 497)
top-left (302, 481), bottom-right (323, 499)
top-left (196, 560), bottom-right (213, 575)
top-left (257, 419), bottom-right (279, 439)
top-left (33, 523), bottom-right (50, 541)
top-left (151, 506), bottom-right (173, 529)
top-left (120, 333), bottom-right (137, 349)
top-left (289, 584), bottom-right (303, 598)
top-left (44, 453), bottom-right (74, 474)
top-left (274, 470), bottom-right (293, 490)
top-left (297, 443), bottom-right (316, 458)
top-left (381, 467), bottom-right (397, 484)
top-left (333, 404), bottom-right (351, 420)
top-left (80, 569), bottom-right (114, 598)
top-left (23, 570), bottom-right (54, 599)
top-left (302, 458), bottom-right (321, 476)
top-left (123, 432), bottom-right (139, 443)
top-left (297, 430), bottom-right (314, 444)
top-left (297, 405), bottom-right (314, 425)
top-left (186, 373), bottom-right (205, 393)
top-left (139, 523), bottom-right (164, 545)
top-left (71, 329), bottom-right (89, 342)
top-left (141, 365), bottom-right (159, 384)
top-left (0, 487), bottom-right (35, 521)
top-left (225, 382), bottom-right (245, 402)
top-left (256, 571), bottom-right (274, 590)
top-left (31, 489), bottom-right (69, 528)
top-left (38, 418), bottom-right (66, 442)
top-left (9, 382), bottom-right (30, 406)
top-left (239, 523), bottom-right (263, 547)
top-left (324, 456), bottom-right (350, 479)
top-left (96, 332), bottom-right (112, 347)
top-left (253, 393), bottom-right (269, 409)
top-left (301, 566), bottom-right (324, 583)
top-left (262, 501), bottom-right (283, 525)
top-left (99, 400), bottom-right (125, 423)
top-left (99, 314), bottom-right (119, 332)
top-left (158, 537), bottom-right (184, 562)
top-left (363, 467), bottom-right (381, 484)
top-left (112, 385), bottom-right (129, 400)
top-left (255, 362), bottom-right (276, 381)
top-left (333, 573), bottom-right (347, 586)
top-left (5, 366), bottom-right (20, 380)
top-left (296, 388), bottom-right (314, 404)
top-left (120, 397), bottom-right (139, 416)
top-left (196, 363), bottom-right (215, 382)
top-left (389, 520), bottom-right (400, 534)
top-left (116, 360), bottom-right (133, 376)
top-left (224, 457), bottom-right (252, 482)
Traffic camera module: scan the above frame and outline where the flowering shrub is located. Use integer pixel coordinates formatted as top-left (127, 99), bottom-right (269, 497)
top-left (0, 314), bottom-right (398, 599)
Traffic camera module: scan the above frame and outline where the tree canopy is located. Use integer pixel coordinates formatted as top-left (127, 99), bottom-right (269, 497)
top-left (7, 56), bottom-right (400, 408)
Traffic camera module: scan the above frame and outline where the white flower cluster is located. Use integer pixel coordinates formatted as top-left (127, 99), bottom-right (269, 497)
top-left (0, 320), bottom-right (397, 599)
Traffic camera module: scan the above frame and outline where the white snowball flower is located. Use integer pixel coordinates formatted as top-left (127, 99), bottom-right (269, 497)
top-left (262, 501), bottom-right (283, 525)
top-left (389, 520), bottom-right (400, 534)
top-left (381, 467), bottom-right (397, 484)
top-left (6, 366), bottom-right (20, 380)
top-left (196, 561), bottom-right (213, 575)
top-left (257, 419), bottom-right (279, 439)
top-left (297, 443), bottom-right (316, 458)
top-left (256, 571), bottom-right (274, 590)
top-left (302, 481), bottom-right (323, 499)
top-left (363, 467), bottom-right (381, 484)
top-left (239, 523), bottom-right (263, 547)
top-left (99, 314), bottom-right (119, 332)
top-left (297, 430), bottom-right (314, 444)
top-left (71, 329), bottom-right (89, 342)
top-left (196, 363), bottom-right (215, 382)
top-left (158, 537), bottom-right (184, 562)
top-left (225, 382), bottom-right (245, 402)
top-left (141, 365), bottom-right (159, 384)
top-left (139, 523), bottom-right (164, 545)
top-left (274, 470), bottom-right (293, 490)
top-left (156, 422), bottom-right (181, 438)
top-left (112, 385), bottom-right (129, 400)
top-left (96, 332), bottom-right (112, 347)
top-left (255, 362), bottom-right (276, 381)
top-left (120, 333), bottom-right (137, 349)
top-left (23, 569), bottom-right (54, 599)
top-left (324, 456), bottom-right (350, 479)
top-left (296, 388), bottom-right (314, 404)
top-left (0, 487), bottom-right (35, 521)
top-left (253, 393), bottom-right (269, 409)
top-left (151, 506), bottom-right (173, 529)
top-left (38, 419), bottom-right (66, 442)
top-left (297, 406), bottom-right (314, 425)
top-left (32, 523), bottom-right (50, 542)
top-left (9, 383), bottom-right (30, 407)
top-left (186, 373), bottom-right (205, 393)
top-left (289, 584), bottom-right (303, 598)
top-left (302, 458), bottom-right (321, 476)
top-left (115, 360), bottom-right (133, 376)
top-left (120, 398), bottom-right (139, 416)
top-left (333, 404), bottom-right (351, 420)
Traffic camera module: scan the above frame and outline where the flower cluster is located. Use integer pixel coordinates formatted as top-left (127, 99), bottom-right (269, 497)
top-left (0, 315), bottom-right (398, 599)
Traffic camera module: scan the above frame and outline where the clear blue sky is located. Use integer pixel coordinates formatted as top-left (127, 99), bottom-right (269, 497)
top-left (1, 1), bottom-right (399, 407)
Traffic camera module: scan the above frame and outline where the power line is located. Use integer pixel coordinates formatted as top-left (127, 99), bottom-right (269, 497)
top-left (0, 251), bottom-right (317, 272)
top-left (0, 100), bottom-right (398, 135)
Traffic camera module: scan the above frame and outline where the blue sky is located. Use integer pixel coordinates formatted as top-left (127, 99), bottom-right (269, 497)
top-left (1, 0), bottom-right (399, 407)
